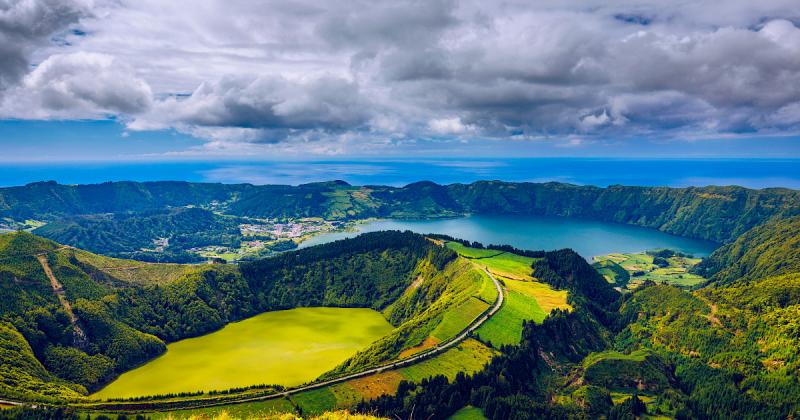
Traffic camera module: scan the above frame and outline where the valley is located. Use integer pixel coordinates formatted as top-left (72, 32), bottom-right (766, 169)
top-left (0, 181), bottom-right (798, 419)
top-left (593, 249), bottom-right (707, 290)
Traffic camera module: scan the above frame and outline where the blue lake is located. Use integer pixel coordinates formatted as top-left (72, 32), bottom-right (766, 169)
top-left (299, 215), bottom-right (719, 259)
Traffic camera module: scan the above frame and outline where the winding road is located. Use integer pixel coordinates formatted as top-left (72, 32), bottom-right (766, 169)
top-left (83, 266), bottom-right (505, 413)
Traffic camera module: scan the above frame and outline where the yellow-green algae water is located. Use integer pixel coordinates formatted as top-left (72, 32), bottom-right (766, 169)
top-left (92, 307), bottom-right (393, 399)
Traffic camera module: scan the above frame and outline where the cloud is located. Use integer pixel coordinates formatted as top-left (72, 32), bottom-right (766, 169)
top-left (0, 52), bottom-right (152, 118)
top-left (4, 0), bottom-right (800, 155)
top-left (0, 0), bottom-right (90, 92)
top-left (127, 74), bottom-right (372, 145)
top-left (428, 117), bottom-right (475, 135)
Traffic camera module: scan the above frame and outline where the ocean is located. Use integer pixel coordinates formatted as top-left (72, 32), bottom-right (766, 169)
top-left (0, 158), bottom-right (798, 189)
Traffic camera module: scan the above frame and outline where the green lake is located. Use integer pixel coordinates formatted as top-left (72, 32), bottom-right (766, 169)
top-left (92, 307), bottom-right (393, 399)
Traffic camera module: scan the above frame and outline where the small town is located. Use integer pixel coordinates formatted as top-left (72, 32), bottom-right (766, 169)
top-left (190, 218), bottom-right (350, 261)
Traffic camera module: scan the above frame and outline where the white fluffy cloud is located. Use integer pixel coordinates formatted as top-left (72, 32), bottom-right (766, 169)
top-left (2, 0), bottom-right (800, 153)
top-left (1, 52), bottom-right (152, 118)
top-left (0, 0), bottom-right (91, 90)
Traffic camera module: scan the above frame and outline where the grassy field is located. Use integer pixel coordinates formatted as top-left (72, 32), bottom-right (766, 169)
top-left (593, 259), bottom-right (630, 286)
top-left (431, 297), bottom-right (490, 341)
top-left (445, 242), bottom-right (504, 259)
top-left (293, 338), bottom-right (497, 414)
top-left (445, 242), bottom-right (569, 346)
top-left (446, 242), bottom-right (535, 280)
top-left (449, 406), bottom-right (488, 420)
top-left (477, 288), bottom-right (545, 346)
top-left (292, 388), bottom-right (339, 416)
top-left (505, 280), bottom-right (569, 313)
top-left (593, 252), bottom-right (705, 289)
top-left (477, 279), bottom-right (570, 346)
top-left (400, 338), bottom-right (496, 382)
top-left (93, 308), bottom-right (393, 399)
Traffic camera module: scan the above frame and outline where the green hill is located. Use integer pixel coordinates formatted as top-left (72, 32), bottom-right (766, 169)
top-left (358, 209), bottom-right (800, 419)
top-left (0, 230), bottom-right (462, 402)
top-left (3, 181), bottom-right (798, 246)
top-left (32, 208), bottom-right (242, 258)
top-left (579, 349), bottom-right (675, 393)
top-left (693, 215), bottom-right (800, 285)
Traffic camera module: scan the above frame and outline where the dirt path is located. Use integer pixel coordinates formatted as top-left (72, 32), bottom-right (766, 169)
top-left (697, 294), bottom-right (721, 327)
top-left (35, 253), bottom-right (85, 341)
top-left (36, 254), bottom-right (78, 324)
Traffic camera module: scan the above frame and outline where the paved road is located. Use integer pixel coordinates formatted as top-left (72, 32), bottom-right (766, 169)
top-left (83, 266), bottom-right (506, 412)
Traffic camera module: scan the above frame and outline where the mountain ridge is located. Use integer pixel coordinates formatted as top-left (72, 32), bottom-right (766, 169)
top-left (4, 180), bottom-right (799, 244)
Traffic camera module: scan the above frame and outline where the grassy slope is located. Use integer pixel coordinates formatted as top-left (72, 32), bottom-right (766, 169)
top-left (446, 242), bottom-right (570, 346)
top-left (0, 322), bottom-right (85, 401)
top-left (578, 349), bottom-right (674, 393)
top-left (694, 215), bottom-right (800, 285)
top-left (592, 259), bottom-right (629, 286)
top-left (326, 257), bottom-right (497, 376)
top-left (294, 339), bottom-right (497, 415)
top-left (70, 249), bottom-right (207, 285)
top-left (448, 406), bottom-right (488, 420)
top-left (446, 242), bottom-right (535, 281)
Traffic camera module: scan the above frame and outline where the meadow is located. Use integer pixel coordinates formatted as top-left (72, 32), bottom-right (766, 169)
top-left (449, 406), bottom-right (488, 420)
top-left (445, 242), bottom-right (570, 346)
top-left (290, 338), bottom-right (497, 415)
top-left (92, 307), bottom-right (394, 399)
top-left (593, 251), bottom-right (706, 289)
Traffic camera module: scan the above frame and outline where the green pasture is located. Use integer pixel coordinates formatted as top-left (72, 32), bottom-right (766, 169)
top-left (449, 406), bottom-right (488, 420)
top-left (446, 242), bottom-right (535, 280)
top-left (594, 252), bottom-right (705, 290)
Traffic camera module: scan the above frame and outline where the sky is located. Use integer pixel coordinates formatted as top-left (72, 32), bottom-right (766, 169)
top-left (1, 0), bottom-right (800, 161)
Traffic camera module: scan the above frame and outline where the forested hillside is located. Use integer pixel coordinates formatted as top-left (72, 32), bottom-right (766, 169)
top-left (359, 218), bottom-right (800, 419)
top-left (32, 208), bottom-right (242, 260)
top-left (693, 215), bottom-right (800, 285)
top-left (2, 218), bottom-right (799, 419)
top-left (3, 181), bottom-right (798, 246)
top-left (0, 181), bottom-right (241, 219)
top-left (0, 230), bottom-right (452, 401)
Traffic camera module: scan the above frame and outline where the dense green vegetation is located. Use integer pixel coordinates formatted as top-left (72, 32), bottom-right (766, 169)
top-left (2, 183), bottom-right (800, 420)
top-left (357, 215), bottom-right (800, 419)
top-left (0, 230), bottom-right (452, 402)
top-left (33, 208), bottom-right (242, 262)
top-left (693, 215), bottom-right (800, 285)
top-left (578, 349), bottom-right (675, 392)
top-left (3, 180), bottom-right (799, 252)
